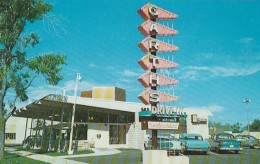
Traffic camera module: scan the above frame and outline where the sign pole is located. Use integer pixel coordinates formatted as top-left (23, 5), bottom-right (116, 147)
top-left (137, 3), bottom-right (179, 150)
top-left (150, 14), bottom-right (158, 150)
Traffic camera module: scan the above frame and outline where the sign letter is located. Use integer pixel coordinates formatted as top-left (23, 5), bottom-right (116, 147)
top-left (150, 91), bottom-right (159, 103)
top-left (151, 106), bottom-right (157, 114)
top-left (150, 73), bottom-right (160, 86)
top-left (149, 55), bottom-right (159, 68)
top-left (149, 23), bottom-right (158, 35)
top-left (148, 5), bottom-right (158, 17)
top-left (149, 39), bottom-right (159, 52)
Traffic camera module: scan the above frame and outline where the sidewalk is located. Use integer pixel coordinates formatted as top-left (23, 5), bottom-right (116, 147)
top-left (5, 147), bottom-right (121, 164)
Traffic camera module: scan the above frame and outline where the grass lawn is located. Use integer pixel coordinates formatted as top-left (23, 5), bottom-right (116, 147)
top-left (1, 151), bottom-right (49, 164)
top-left (67, 148), bottom-right (142, 164)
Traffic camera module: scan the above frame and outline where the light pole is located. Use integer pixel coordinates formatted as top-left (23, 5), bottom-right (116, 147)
top-left (68, 73), bottom-right (82, 155)
top-left (243, 98), bottom-right (251, 135)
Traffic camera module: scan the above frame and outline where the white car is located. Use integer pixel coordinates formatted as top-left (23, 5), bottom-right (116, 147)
top-left (144, 135), bottom-right (182, 155)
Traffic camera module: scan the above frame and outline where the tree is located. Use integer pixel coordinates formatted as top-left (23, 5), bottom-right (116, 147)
top-left (231, 122), bottom-right (242, 133)
top-left (223, 123), bottom-right (232, 131)
top-left (208, 120), bottom-right (214, 129)
top-left (0, 0), bottom-right (66, 159)
top-left (249, 119), bottom-right (260, 132)
top-left (208, 121), bottom-right (222, 133)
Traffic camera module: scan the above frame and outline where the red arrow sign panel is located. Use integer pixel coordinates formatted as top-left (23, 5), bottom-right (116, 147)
top-left (138, 89), bottom-right (179, 105)
top-left (138, 20), bottom-right (178, 36)
top-left (138, 72), bottom-right (179, 88)
top-left (138, 54), bottom-right (178, 70)
top-left (138, 37), bottom-right (178, 53)
top-left (138, 3), bottom-right (178, 20)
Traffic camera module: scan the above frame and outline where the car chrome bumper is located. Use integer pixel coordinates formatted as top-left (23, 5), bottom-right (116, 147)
top-left (187, 148), bottom-right (209, 152)
top-left (219, 147), bottom-right (242, 151)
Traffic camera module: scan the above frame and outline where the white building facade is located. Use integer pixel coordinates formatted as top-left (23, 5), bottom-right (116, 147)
top-left (6, 87), bottom-right (212, 150)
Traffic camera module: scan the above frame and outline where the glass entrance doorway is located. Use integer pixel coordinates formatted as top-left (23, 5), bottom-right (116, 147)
top-left (109, 125), bottom-right (126, 144)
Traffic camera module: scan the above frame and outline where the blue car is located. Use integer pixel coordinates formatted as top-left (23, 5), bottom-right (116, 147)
top-left (209, 133), bottom-right (242, 154)
top-left (179, 133), bottom-right (210, 155)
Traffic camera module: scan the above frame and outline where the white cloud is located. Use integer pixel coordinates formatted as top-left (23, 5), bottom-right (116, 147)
top-left (106, 66), bottom-right (115, 70)
top-left (123, 70), bottom-right (139, 77)
top-left (181, 64), bottom-right (260, 80)
top-left (119, 78), bottom-right (133, 83)
top-left (179, 70), bottom-right (200, 80)
top-left (25, 80), bottom-right (101, 102)
top-left (210, 65), bottom-right (260, 77)
top-left (195, 53), bottom-right (214, 60)
top-left (28, 85), bottom-right (61, 100)
top-left (14, 79), bottom-right (115, 109)
top-left (63, 80), bottom-right (106, 94)
top-left (239, 37), bottom-right (253, 43)
top-left (14, 85), bottom-right (61, 109)
top-left (185, 66), bottom-right (210, 71)
top-left (190, 105), bottom-right (224, 113)
top-left (88, 62), bottom-right (96, 67)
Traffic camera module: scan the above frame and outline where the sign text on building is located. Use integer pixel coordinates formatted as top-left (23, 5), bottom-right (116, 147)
top-left (148, 121), bottom-right (179, 130)
top-left (191, 114), bottom-right (207, 124)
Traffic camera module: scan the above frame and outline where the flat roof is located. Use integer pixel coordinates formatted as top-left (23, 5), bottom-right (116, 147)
top-left (13, 94), bottom-right (212, 120)
top-left (13, 94), bottom-right (143, 120)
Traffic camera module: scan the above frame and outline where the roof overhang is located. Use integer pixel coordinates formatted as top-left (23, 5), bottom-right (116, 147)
top-left (12, 94), bottom-right (144, 120)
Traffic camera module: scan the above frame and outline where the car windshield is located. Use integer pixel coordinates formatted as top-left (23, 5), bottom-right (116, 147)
top-left (236, 135), bottom-right (246, 139)
top-left (186, 135), bottom-right (203, 140)
top-left (248, 136), bottom-right (256, 140)
top-left (158, 137), bottom-right (172, 141)
top-left (147, 136), bottom-right (173, 142)
top-left (217, 134), bottom-right (234, 139)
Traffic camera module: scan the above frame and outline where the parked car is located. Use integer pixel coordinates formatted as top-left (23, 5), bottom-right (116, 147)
top-left (235, 135), bottom-right (260, 149)
top-left (178, 133), bottom-right (210, 155)
top-left (144, 135), bottom-right (181, 155)
top-left (209, 133), bottom-right (242, 154)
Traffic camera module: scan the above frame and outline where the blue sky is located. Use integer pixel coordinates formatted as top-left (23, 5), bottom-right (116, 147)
top-left (20, 0), bottom-right (260, 126)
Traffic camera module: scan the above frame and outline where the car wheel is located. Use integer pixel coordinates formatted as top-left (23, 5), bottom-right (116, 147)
top-left (205, 149), bottom-right (210, 155)
top-left (253, 144), bottom-right (259, 149)
top-left (215, 147), bottom-right (221, 154)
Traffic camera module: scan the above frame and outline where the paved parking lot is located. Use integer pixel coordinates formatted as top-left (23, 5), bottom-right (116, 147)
top-left (187, 148), bottom-right (260, 164)
top-left (67, 148), bottom-right (259, 164)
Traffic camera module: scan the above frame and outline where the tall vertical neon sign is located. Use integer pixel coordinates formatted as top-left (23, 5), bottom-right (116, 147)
top-left (137, 3), bottom-right (179, 149)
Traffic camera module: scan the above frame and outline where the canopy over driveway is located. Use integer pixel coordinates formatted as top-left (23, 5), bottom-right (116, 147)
top-left (13, 94), bottom-right (142, 121)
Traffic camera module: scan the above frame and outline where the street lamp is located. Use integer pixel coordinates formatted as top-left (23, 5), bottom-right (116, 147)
top-left (68, 73), bottom-right (82, 155)
top-left (243, 98), bottom-right (251, 135)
